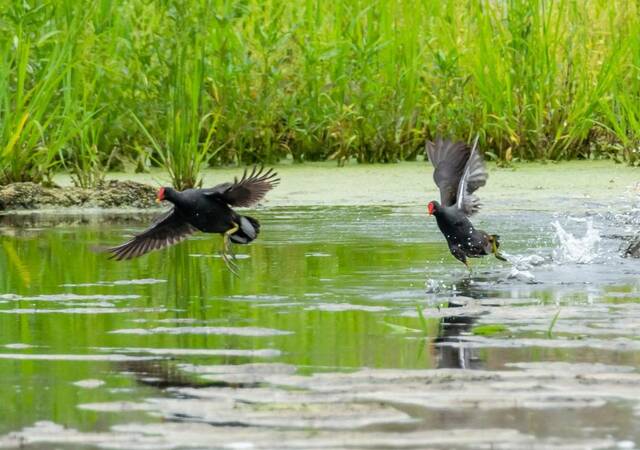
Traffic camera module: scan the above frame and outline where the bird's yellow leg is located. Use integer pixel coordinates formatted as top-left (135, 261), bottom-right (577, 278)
top-left (223, 223), bottom-right (239, 257)
top-left (490, 237), bottom-right (507, 262)
top-left (490, 236), bottom-right (499, 254)
top-left (221, 223), bottom-right (240, 276)
top-left (463, 259), bottom-right (472, 272)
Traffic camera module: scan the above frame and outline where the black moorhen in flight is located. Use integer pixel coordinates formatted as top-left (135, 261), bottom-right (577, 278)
top-left (426, 137), bottom-right (506, 268)
top-left (105, 166), bottom-right (279, 274)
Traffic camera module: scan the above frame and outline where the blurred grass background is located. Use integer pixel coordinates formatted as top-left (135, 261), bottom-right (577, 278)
top-left (1, 0), bottom-right (639, 189)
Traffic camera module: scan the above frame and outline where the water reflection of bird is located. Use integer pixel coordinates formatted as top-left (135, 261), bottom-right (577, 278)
top-left (433, 314), bottom-right (483, 370)
top-left (118, 360), bottom-right (257, 390)
top-left (104, 166), bottom-right (279, 274)
top-left (426, 137), bottom-right (506, 268)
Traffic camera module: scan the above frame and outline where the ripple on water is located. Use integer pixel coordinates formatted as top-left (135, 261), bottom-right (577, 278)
top-left (368, 289), bottom-right (426, 302)
top-left (0, 307), bottom-right (167, 314)
top-left (227, 294), bottom-right (290, 302)
top-left (0, 421), bottom-right (554, 450)
top-left (147, 397), bottom-right (416, 430)
top-left (177, 362), bottom-right (298, 384)
top-left (77, 402), bottom-right (155, 412)
top-left (72, 379), bottom-right (106, 389)
top-left (4, 343), bottom-right (37, 349)
top-left (0, 293), bottom-right (141, 302)
top-left (437, 335), bottom-right (640, 353)
top-left (60, 278), bottom-right (167, 287)
top-left (0, 353), bottom-right (159, 362)
top-left (95, 347), bottom-right (282, 358)
top-left (130, 318), bottom-right (199, 324)
top-left (108, 326), bottom-right (293, 337)
top-left (418, 299), bottom-right (640, 338)
top-left (304, 303), bottom-right (390, 312)
top-left (189, 253), bottom-right (250, 259)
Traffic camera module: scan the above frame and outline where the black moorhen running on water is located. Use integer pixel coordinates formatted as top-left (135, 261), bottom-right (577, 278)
top-left (105, 166), bottom-right (279, 274)
top-left (426, 137), bottom-right (506, 268)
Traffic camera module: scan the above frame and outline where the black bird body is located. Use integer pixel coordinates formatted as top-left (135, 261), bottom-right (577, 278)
top-left (426, 138), bottom-right (504, 266)
top-left (164, 188), bottom-right (236, 234)
top-left (432, 203), bottom-right (495, 263)
top-left (104, 166), bottom-right (279, 270)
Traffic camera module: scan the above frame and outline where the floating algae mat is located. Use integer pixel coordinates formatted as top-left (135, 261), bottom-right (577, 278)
top-left (1, 181), bottom-right (639, 448)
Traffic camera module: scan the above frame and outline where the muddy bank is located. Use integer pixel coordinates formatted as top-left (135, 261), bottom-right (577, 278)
top-left (0, 180), bottom-right (157, 211)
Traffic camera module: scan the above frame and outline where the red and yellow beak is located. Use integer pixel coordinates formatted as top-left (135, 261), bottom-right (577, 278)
top-left (156, 187), bottom-right (165, 204)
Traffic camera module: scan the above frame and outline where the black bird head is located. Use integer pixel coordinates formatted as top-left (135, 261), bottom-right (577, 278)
top-left (156, 187), bottom-right (177, 203)
top-left (427, 200), bottom-right (440, 216)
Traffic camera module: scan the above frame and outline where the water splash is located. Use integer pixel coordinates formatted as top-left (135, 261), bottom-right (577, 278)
top-left (425, 278), bottom-right (444, 294)
top-left (552, 219), bottom-right (601, 264)
top-left (497, 253), bottom-right (545, 284)
top-left (507, 267), bottom-right (537, 284)
top-left (503, 253), bottom-right (546, 270)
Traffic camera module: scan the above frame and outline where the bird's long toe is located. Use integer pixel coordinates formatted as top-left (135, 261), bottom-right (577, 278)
top-left (221, 250), bottom-right (240, 277)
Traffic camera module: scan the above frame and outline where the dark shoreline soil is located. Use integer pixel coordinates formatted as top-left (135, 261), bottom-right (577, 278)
top-left (0, 181), bottom-right (157, 211)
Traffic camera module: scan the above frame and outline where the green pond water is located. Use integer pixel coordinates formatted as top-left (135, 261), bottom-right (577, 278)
top-left (1, 202), bottom-right (639, 449)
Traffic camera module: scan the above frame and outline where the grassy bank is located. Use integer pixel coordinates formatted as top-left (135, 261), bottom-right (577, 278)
top-left (1, 0), bottom-right (639, 189)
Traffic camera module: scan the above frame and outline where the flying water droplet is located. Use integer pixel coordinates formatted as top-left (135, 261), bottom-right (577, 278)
top-left (425, 278), bottom-right (444, 293)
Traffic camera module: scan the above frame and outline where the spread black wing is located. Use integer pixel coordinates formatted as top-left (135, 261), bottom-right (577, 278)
top-left (426, 137), bottom-right (487, 215)
top-left (203, 166), bottom-right (279, 207)
top-left (106, 209), bottom-right (197, 261)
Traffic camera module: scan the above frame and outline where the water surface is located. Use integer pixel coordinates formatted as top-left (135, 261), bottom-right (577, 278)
top-left (0, 199), bottom-right (639, 448)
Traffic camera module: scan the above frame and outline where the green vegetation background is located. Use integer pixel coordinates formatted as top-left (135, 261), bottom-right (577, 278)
top-left (1, 0), bottom-right (639, 189)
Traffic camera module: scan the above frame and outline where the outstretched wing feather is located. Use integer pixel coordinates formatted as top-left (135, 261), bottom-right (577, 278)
top-left (203, 165), bottom-right (280, 207)
top-left (456, 137), bottom-right (488, 216)
top-left (426, 136), bottom-right (487, 215)
top-left (455, 136), bottom-right (487, 215)
top-left (426, 138), bottom-right (471, 207)
top-left (106, 209), bottom-right (197, 261)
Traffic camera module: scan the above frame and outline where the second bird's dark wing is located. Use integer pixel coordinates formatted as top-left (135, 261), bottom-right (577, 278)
top-left (203, 166), bottom-right (280, 207)
top-left (106, 209), bottom-right (197, 261)
top-left (426, 137), bottom-right (487, 215)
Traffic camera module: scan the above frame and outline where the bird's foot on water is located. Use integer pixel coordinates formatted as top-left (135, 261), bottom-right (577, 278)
top-left (221, 251), bottom-right (239, 276)
top-left (221, 224), bottom-right (240, 276)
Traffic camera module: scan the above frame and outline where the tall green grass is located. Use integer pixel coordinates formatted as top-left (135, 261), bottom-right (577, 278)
top-left (0, 0), bottom-right (639, 188)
